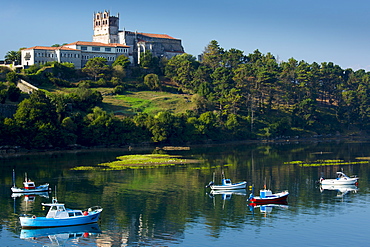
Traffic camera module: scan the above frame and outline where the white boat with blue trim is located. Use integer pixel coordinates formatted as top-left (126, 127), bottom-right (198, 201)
top-left (206, 173), bottom-right (247, 190)
top-left (19, 198), bottom-right (103, 228)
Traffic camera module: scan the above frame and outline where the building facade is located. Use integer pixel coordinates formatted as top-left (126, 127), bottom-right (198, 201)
top-left (93, 10), bottom-right (184, 64)
top-left (21, 42), bottom-right (130, 69)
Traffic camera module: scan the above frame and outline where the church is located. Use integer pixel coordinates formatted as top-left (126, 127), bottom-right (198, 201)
top-left (21, 10), bottom-right (184, 69)
top-left (93, 10), bottom-right (185, 64)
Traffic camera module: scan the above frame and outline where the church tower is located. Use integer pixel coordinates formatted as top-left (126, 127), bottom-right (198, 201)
top-left (93, 10), bottom-right (119, 44)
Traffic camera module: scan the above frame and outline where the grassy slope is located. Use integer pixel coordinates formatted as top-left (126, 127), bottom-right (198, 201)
top-left (101, 90), bottom-right (196, 116)
top-left (42, 84), bottom-right (197, 117)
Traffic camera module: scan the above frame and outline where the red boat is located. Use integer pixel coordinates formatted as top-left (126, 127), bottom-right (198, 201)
top-left (249, 189), bottom-right (289, 203)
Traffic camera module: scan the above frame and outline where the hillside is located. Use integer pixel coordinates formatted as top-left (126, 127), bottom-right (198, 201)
top-left (99, 90), bottom-right (196, 117)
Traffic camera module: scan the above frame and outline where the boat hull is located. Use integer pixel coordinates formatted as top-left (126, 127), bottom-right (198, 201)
top-left (11, 184), bottom-right (50, 193)
top-left (250, 191), bottom-right (289, 203)
top-left (20, 210), bottom-right (102, 228)
top-left (320, 178), bottom-right (358, 185)
top-left (210, 181), bottom-right (247, 190)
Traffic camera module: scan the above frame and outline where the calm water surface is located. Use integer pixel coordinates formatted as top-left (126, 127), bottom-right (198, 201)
top-left (0, 141), bottom-right (369, 246)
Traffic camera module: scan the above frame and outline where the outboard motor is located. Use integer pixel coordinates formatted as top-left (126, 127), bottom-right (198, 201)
top-left (205, 181), bottom-right (214, 188)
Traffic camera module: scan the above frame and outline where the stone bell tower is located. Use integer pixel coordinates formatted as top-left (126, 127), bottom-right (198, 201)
top-left (93, 10), bottom-right (119, 44)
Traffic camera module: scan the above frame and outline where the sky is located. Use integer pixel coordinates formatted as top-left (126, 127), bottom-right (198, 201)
top-left (1, 0), bottom-right (370, 71)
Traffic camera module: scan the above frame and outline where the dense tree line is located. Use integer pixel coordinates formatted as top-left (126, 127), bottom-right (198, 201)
top-left (1, 40), bottom-right (370, 149)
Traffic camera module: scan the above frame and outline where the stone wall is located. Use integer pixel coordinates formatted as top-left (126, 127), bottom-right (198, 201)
top-left (17, 79), bottom-right (38, 94)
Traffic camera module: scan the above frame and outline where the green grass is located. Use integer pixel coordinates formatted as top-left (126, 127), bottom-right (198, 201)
top-left (71, 154), bottom-right (200, 170)
top-left (101, 91), bottom-right (196, 116)
top-left (284, 159), bottom-right (370, 167)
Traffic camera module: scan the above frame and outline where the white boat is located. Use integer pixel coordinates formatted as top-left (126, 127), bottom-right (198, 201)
top-left (319, 171), bottom-right (359, 185)
top-left (206, 179), bottom-right (247, 190)
top-left (19, 198), bottom-right (103, 228)
top-left (11, 170), bottom-right (50, 193)
top-left (206, 172), bottom-right (247, 190)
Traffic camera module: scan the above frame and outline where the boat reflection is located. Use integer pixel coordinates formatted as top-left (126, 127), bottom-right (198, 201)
top-left (320, 184), bottom-right (359, 197)
top-left (249, 202), bottom-right (289, 216)
top-left (12, 191), bottom-right (50, 202)
top-left (20, 223), bottom-right (101, 246)
top-left (208, 189), bottom-right (247, 200)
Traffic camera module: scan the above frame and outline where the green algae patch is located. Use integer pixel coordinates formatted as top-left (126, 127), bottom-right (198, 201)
top-left (284, 159), bottom-right (370, 167)
top-left (72, 154), bottom-right (199, 170)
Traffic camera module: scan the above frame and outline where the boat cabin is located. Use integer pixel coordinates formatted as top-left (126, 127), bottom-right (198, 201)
top-left (260, 189), bottom-right (273, 198)
top-left (23, 180), bottom-right (36, 189)
top-left (43, 199), bottom-right (84, 219)
top-left (221, 179), bottom-right (232, 185)
top-left (336, 172), bottom-right (349, 179)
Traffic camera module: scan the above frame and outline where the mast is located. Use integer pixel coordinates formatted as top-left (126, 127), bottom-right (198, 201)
top-left (12, 169), bottom-right (15, 188)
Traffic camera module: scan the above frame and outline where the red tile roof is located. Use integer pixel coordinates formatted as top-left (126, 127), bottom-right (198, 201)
top-left (127, 31), bottom-right (179, 40)
top-left (65, 41), bottom-right (130, 48)
top-left (23, 46), bottom-right (79, 51)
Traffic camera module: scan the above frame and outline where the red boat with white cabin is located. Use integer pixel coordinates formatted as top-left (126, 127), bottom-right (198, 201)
top-left (248, 185), bottom-right (289, 204)
top-left (11, 170), bottom-right (50, 193)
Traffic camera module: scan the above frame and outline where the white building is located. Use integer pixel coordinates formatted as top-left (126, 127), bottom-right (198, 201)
top-left (21, 41), bottom-right (130, 69)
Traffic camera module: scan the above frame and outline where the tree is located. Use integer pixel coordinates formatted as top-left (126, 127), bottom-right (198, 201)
top-left (112, 55), bottom-right (130, 68)
top-left (7, 84), bottom-right (21, 102)
top-left (223, 48), bottom-right (246, 69)
top-left (139, 51), bottom-right (160, 73)
top-left (5, 50), bottom-right (21, 64)
top-left (202, 40), bottom-right (224, 69)
top-left (82, 57), bottom-right (110, 81)
top-left (144, 73), bottom-right (161, 90)
top-left (165, 53), bottom-right (199, 90)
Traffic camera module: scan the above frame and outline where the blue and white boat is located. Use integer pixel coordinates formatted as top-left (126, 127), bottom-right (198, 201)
top-left (19, 198), bottom-right (103, 228)
top-left (206, 172), bottom-right (247, 190)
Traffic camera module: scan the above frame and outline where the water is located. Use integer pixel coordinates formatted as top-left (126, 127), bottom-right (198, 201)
top-left (0, 141), bottom-right (369, 246)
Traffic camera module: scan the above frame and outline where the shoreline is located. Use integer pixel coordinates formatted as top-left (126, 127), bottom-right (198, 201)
top-left (1, 134), bottom-right (369, 158)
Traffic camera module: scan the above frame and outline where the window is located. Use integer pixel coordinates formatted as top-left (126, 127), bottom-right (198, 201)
top-left (105, 47), bottom-right (111, 52)
top-left (69, 212), bottom-right (74, 217)
top-left (92, 47), bottom-right (100, 51)
top-left (75, 212), bottom-right (83, 216)
top-left (81, 46), bottom-right (87, 51)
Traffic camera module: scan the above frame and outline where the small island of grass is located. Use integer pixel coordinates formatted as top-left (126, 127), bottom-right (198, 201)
top-left (72, 154), bottom-right (199, 170)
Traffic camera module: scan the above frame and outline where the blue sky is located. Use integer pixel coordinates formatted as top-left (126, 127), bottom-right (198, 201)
top-left (1, 0), bottom-right (370, 71)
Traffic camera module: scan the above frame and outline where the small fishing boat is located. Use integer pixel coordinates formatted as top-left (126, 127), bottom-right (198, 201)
top-left (206, 172), bottom-right (247, 190)
top-left (248, 186), bottom-right (289, 204)
top-left (319, 171), bottom-right (359, 185)
top-left (11, 170), bottom-right (50, 193)
top-left (19, 198), bottom-right (103, 228)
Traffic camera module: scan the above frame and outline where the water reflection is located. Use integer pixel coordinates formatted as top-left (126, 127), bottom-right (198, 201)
top-left (20, 223), bottom-right (101, 246)
top-left (11, 192), bottom-right (50, 202)
top-left (1, 142), bottom-right (370, 246)
top-left (320, 184), bottom-right (359, 197)
top-left (249, 202), bottom-right (289, 216)
top-left (208, 189), bottom-right (247, 200)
